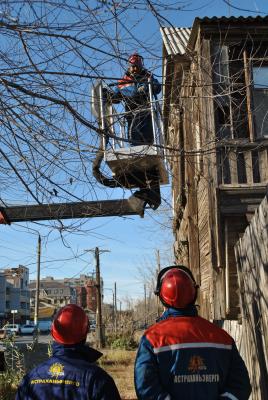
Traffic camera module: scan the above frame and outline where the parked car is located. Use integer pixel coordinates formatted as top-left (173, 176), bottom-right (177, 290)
top-left (2, 324), bottom-right (21, 335)
top-left (37, 320), bottom-right (52, 333)
top-left (20, 324), bottom-right (37, 335)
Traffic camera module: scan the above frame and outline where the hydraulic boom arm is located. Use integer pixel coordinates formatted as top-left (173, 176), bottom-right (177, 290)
top-left (0, 196), bottom-right (146, 225)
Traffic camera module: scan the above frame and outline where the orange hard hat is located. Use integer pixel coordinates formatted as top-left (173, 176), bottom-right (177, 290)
top-left (51, 304), bottom-right (89, 345)
top-left (155, 266), bottom-right (198, 309)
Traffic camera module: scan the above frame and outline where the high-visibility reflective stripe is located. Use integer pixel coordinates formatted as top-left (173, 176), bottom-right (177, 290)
top-left (153, 342), bottom-right (232, 354)
top-left (220, 392), bottom-right (239, 400)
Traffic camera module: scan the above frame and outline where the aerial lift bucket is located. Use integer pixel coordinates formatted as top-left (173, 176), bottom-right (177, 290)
top-left (91, 79), bottom-right (168, 210)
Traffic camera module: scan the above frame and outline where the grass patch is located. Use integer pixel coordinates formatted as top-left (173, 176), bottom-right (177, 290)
top-left (99, 349), bottom-right (137, 399)
top-left (99, 348), bottom-right (135, 366)
top-left (0, 371), bottom-right (22, 400)
top-left (0, 338), bottom-right (25, 400)
top-left (105, 332), bottom-right (137, 351)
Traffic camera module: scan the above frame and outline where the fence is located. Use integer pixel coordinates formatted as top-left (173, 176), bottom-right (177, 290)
top-left (235, 192), bottom-right (268, 400)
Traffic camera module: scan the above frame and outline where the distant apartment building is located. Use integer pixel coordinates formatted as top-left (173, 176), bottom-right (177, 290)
top-left (61, 274), bottom-right (98, 312)
top-left (29, 277), bottom-right (76, 309)
top-left (0, 265), bottom-right (30, 325)
top-left (62, 274), bottom-right (92, 287)
top-left (30, 274), bottom-right (98, 313)
top-left (73, 279), bottom-right (98, 312)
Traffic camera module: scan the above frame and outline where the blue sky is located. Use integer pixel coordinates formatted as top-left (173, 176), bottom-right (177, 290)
top-left (1, 0), bottom-right (268, 307)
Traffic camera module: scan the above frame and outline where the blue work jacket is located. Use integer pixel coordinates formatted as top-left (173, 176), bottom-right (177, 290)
top-left (16, 342), bottom-right (121, 400)
top-left (111, 69), bottom-right (161, 107)
top-left (109, 70), bottom-right (161, 146)
top-left (135, 307), bottom-right (251, 400)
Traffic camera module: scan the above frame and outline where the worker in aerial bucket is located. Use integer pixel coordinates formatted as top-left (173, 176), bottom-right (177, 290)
top-left (101, 52), bottom-right (162, 210)
top-left (107, 52), bottom-right (161, 146)
top-left (134, 265), bottom-right (252, 400)
top-left (16, 304), bottom-right (121, 400)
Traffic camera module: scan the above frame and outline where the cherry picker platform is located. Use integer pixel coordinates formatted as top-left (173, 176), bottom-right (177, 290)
top-left (0, 79), bottom-right (168, 225)
top-left (91, 79), bottom-right (168, 211)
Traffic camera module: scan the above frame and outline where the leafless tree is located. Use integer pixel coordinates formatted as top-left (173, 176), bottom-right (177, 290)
top-left (0, 1), bottom-right (174, 208)
top-left (0, 1), bottom-right (220, 284)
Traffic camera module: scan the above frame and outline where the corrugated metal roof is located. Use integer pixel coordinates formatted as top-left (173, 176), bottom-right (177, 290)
top-left (196, 15), bottom-right (268, 24)
top-left (161, 16), bottom-right (268, 56)
top-left (160, 27), bottom-right (191, 56)
top-left (189, 15), bottom-right (268, 49)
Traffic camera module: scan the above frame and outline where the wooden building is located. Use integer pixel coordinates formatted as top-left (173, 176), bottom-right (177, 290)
top-left (161, 16), bottom-right (268, 322)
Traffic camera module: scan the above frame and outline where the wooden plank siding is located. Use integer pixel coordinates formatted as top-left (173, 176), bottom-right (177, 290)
top-left (224, 216), bottom-right (248, 319)
top-left (166, 62), bottom-right (190, 265)
top-left (197, 178), bottom-right (211, 318)
top-left (259, 148), bottom-right (268, 182)
top-left (199, 38), bottom-right (223, 320)
top-left (183, 78), bottom-right (200, 284)
top-left (174, 206), bottom-right (189, 266)
top-left (235, 194), bottom-right (268, 400)
top-left (244, 150), bottom-right (254, 184)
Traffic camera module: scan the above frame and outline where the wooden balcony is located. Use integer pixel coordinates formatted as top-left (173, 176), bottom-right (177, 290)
top-left (217, 140), bottom-right (268, 216)
top-left (217, 140), bottom-right (268, 186)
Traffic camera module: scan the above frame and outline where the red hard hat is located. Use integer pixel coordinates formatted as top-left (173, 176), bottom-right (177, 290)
top-left (128, 53), bottom-right (144, 68)
top-left (155, 266), bottom-right (198, 309)
top-left (51, 304), bottom-right (89, 345)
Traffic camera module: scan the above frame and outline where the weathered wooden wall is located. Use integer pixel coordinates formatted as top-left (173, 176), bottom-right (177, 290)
top-left (224, 216), bottom-right (249, 319)
top-left (197, 37), bottom-right (219, 320)
top-left (167, 62), bottom-right (189, 266)
top-left (235, 194), bottom-right (268, 400)
top-left (196, 38), bottom-right (212, 313)
top-left (197, 178), bottom-right (211, 318)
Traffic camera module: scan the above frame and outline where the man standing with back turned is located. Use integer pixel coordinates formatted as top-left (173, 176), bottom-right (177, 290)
top-left (16, 304), bottom-right (121, 400)
top-left (134, 265), bottom-right (251, 400)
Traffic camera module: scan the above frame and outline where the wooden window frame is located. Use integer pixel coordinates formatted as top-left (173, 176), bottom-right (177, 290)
top-left (251, 63), bottom-right (268, 139)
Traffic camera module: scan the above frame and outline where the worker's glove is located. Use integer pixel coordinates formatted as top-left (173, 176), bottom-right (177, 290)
top-left (102, 87), bottom-right (110, 98)
top-left (137, 84), bottom-right (147, 94)
top-left (102, 87), bottom-right (120, 103)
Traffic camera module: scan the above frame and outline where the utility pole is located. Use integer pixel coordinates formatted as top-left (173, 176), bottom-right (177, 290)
top-left (144, 283), bottom-right (147, 328)
top-left (112, 292), bottom-right (115, 330)
top-left (95, 247), bottom-right (103, 348)
top-left (118, 299), bottom-right (122, 329)
top-left (86, 247), bottom-right (110, 348)
top-left (34, 235), bottom-right (41, 327)
top-left (114, 281), bottom-right (117, 334)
